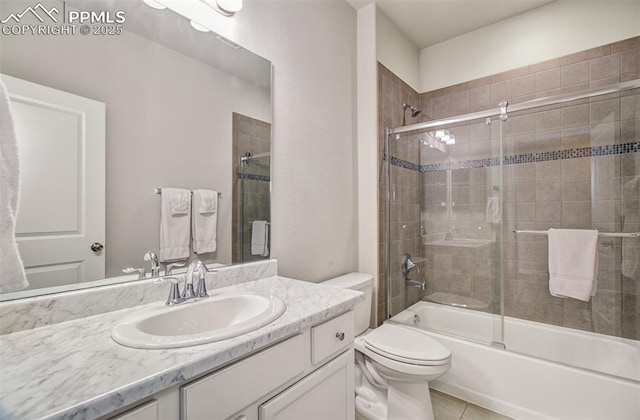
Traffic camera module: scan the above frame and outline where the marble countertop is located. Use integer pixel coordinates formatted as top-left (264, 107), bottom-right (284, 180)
top-left (0, 276), bottom-right (363, 420)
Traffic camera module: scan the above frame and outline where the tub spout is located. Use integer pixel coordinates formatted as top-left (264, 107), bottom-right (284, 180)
top-left (405, 278), bottom-right (427, 290)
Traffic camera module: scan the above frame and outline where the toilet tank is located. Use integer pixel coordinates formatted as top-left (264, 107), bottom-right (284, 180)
top-left (320, 273), bottom-right (373, 335)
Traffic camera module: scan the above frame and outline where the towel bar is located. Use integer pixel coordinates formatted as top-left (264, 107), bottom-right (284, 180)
top-left (154, 187), bottom-right (222, 198)
top-left (513, 230), bottom-right (640, 238)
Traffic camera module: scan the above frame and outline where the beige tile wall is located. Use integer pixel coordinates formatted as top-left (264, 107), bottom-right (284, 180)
top-left (378, 36), bottom-right (640, 339)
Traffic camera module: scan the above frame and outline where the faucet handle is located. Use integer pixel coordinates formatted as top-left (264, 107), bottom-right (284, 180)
top-left (181, 276), bottom-right (197, 300)
top-left (401, 253), bottom-right (420, 275)
top-left (195, 272), bottom-right (209, 298)
top-left (123, 267), bottom-right (146, 280)
top-left (165, 277), bottom-right (185, 305)
top-left (164, 261), bottom-right (186, 275)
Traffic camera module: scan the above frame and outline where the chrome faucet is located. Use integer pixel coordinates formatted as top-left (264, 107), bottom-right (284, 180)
top-left (164, 261), bottom-right (186, 276)
top-left (163, 260), bottom-right (210, 305)
top-left (122, 267), bottom-right (146, 279)
top-left (144, 251), bottom-right (160, 277)
top-left (401, 253), bottom-right (426, 290)
top-left (183, 259), bottom-right (209, 300)
top-left (165, 277), bottom-right (184, 305)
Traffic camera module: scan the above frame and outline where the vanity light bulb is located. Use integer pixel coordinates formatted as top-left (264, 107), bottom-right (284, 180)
top-left (142, 0), bottom-right (167, 9)
top-left (190, 20), bottom-right (211, 32)
top-left (442, 134), bottom-right (451, 143)
top-left (435, 130), bottom-right (445, 138)
top-left (446, 135), bottom-right (456, 145)
top-left (216, 0), bottom-right (243, 13)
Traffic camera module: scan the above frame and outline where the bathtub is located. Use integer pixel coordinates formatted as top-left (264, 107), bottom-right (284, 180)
top-left (391, 301), bottom-right (640, 419)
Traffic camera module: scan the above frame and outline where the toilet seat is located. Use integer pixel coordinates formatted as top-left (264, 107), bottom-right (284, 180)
top-left (362, 323), bottom-right (451, 366)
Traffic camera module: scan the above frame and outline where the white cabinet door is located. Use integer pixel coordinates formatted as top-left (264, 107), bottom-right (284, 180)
top-left (260, 350), bottom-right (354, 420)
top-left (1, 74), bottom-right (105, 288)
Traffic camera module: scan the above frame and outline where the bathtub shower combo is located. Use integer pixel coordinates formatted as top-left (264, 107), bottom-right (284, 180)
top-left (383, 80), bottom-right (640, 419)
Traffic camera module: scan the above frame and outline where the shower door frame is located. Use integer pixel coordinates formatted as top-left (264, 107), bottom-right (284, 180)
top-left (384, 78), bottom-right (640, 339)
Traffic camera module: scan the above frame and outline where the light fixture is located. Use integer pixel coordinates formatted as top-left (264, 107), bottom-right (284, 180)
top-left (200, 0), bottom-right (243, 16)
top-left (446, 134), bottom-right (456, 145)
top-left (142, 0), bottom-right (166, 10)
top-left (216, 35), bottom-right (242, 50)
top-left (190, 20), bottom-right (210, 32)
top-left (422, 137), bottom-right (446, 153)
top-left (427, 129), bottom-right (455, 146)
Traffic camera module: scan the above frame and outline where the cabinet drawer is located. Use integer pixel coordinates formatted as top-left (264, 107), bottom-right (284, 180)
top-left (110, 400), bottom-right (159, 420)
top-left (311, 311), bottom-right (353, 365)
top-left (181, 334), bottom-right (305, 420)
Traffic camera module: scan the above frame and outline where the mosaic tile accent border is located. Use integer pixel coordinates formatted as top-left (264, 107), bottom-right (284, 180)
top-left (237, 173), bottom-right (270, 182)
top-left (388, 142), bottom-right (640, 173)
top-left (389, 156), bottom-right (420, 172)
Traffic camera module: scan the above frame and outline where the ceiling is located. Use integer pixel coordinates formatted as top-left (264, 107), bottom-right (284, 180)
top-left (347, 0), bottom-right (556, 49)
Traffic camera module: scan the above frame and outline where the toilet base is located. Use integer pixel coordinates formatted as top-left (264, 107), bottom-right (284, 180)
top-left (355, 363), bottom-right (436, 420)
top-left (355, 382), bottom-right (435, 420)
top-left (387, 380), bottom-right (434, 420)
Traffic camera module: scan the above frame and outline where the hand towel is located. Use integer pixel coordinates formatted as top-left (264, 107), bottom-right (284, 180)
top-left (485, 195), bottom-right (500, 224)
top-left (159, 188), bottom-right (191, 262)
top-left (191, 189), bottom-right (217, 254)
top-left (548, 228), bottom-right (598, 301)
top-left (251, 220), bottom-right (269, 256)
top-left (0, 79), bottom-right (29, 293)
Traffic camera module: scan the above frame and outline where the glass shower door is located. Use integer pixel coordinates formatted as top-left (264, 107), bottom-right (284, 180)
top-left (386, 118), bottom-right (505, 347)
top-left (502, 87), bottom-right (640, 380)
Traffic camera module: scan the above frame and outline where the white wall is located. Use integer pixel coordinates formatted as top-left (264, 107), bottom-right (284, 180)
top-left (170, 1), bottom-right (358, 282)
top-left (420, 0), bottom-right (640, 92)
top-left (376, 6), bottom-right (420, 92)
top-left (356, 3), bottom-right (379, 323)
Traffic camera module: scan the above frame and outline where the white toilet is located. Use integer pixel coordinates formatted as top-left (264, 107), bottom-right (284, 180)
top-left (321, 273), bottom-right (451, 420)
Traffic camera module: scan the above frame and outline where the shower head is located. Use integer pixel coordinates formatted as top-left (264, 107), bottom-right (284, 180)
top-left (402, 103), bottom-right (421, 125)
top-left (404, 103), bottom-right (421, 117)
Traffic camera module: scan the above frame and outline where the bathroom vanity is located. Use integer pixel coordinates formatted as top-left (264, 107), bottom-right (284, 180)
top-left (0, 261), bottom-right (362, 419)
top-left (110, 311), bottom-right (355, 420)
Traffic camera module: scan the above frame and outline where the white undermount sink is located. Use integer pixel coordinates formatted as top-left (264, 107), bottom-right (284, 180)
top-left (111, 292), bottom-right (286, 349)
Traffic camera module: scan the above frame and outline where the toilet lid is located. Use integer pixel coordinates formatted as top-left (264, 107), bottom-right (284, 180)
top-left (362, 323), bottom-right (451, 365)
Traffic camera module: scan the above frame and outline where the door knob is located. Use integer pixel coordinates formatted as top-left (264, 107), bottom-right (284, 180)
top-left (91, 242), bottom-right (104, 252)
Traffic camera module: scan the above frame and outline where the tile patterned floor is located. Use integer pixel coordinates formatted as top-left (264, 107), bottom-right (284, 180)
top-left (431, 389), bottom-right (513, 420)
top-left (355, 389), bottom-right (513, 420)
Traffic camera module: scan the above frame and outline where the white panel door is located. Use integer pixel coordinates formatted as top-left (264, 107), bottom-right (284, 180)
top-left (1, 74), bottom-right (105, 289)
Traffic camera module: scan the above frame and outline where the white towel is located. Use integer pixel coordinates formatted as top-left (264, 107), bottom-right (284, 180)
top-left (0, 79), bottom-right (29, 293)
top-left (191, 189), bottom-right (217, 254)
top-left (485, 195), bottom-right (500, 224)
top-left (251, 220), bottom-right (269, 256)
top-left (548, 228), bottom-right (598, 301)
top-left (159, 188), bottom-right (191, 262)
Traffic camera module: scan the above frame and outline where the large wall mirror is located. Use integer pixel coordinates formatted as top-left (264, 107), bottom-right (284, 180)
top-left (0, 0), bottom-right (272, 300)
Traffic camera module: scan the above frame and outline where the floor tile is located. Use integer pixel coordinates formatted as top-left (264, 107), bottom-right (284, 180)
top-left (432, 389), bottom-right (467, 420)
top-left (461, 403), bottom-right (513, 420)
